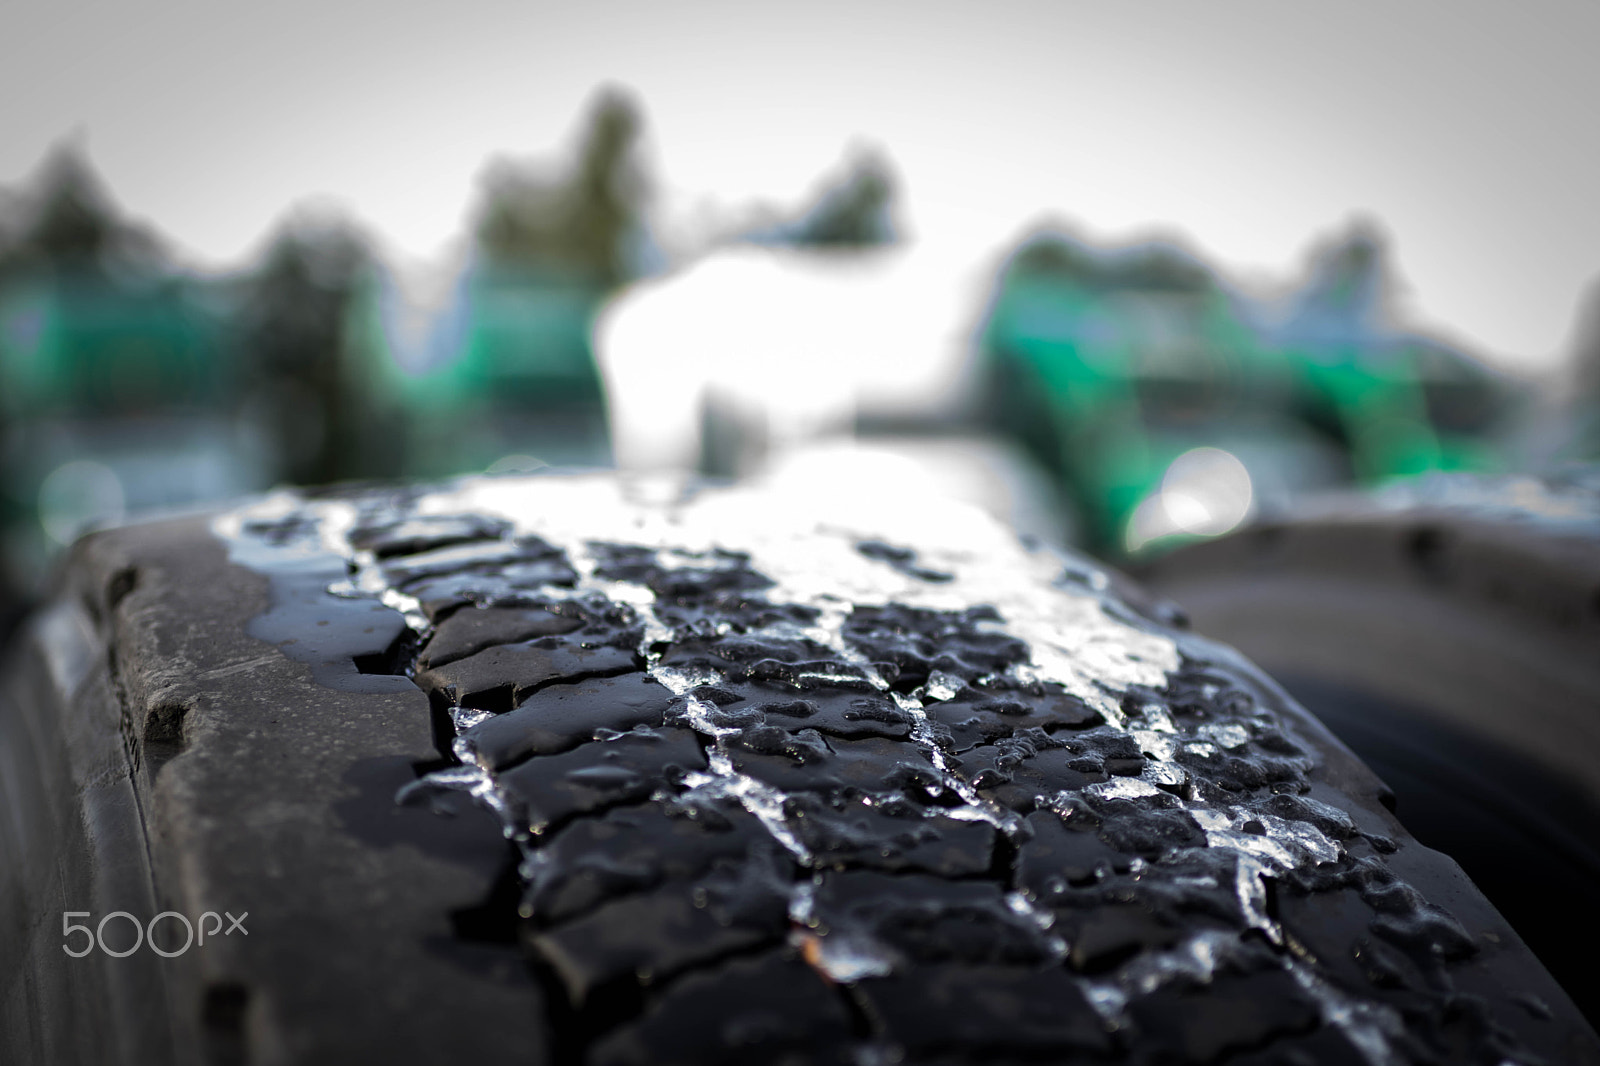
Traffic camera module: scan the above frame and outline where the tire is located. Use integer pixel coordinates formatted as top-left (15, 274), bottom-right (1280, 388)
top-left (1135, 468), bottom-right (1600, 1025)
top-left (2, 473), bottom-right (1595, 1065)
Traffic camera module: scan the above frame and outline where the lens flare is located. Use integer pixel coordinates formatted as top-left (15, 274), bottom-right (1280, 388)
top-left (1125, 447), bottom-right (1254, 552)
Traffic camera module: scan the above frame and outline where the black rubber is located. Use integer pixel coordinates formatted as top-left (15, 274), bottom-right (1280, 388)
top-left (4, 473), bottom-right (1597, 1065)
top-left (1275, 672), bottom-right (1600, 1024)
top-left (1137, 467), bottom-right (1600, 1026)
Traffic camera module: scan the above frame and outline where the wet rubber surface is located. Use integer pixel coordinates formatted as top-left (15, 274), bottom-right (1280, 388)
top-left (1134, 465), bottom-right (1600, 1035)
top-left (212, 475), bottom-right (1599, 1065)
top-left (1279, 673), bottom-right (1600, 1027)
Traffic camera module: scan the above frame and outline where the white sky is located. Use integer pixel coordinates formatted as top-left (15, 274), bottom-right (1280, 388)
top-left (3, 0), bottom-right (1597, 370)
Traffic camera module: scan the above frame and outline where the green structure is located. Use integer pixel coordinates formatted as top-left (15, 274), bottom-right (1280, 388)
top-left (979, 226), bottom-right (1512, 558)
top-left (0, 147), bottom-right (252, 604)
top-left (363, 261), bottom-right (613, 479)
top-left (0, 270), bottom-right (223, 420)
top-left (0, 146), bottom-right (226, 422)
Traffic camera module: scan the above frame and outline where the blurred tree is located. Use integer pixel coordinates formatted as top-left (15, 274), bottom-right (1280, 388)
top-left (1283, 220), bottom-right (1390, 342)
top-left (233, 216), bottom-right (378, 485)
top-left (1562, 278), bottom-right (1600, 459)
top-left (1279, 223), bottom-right (1446, 478)
top-left (476, 87), bottom-right (647, 288)
top-left (785, 150), bottom-right (897, 248)
top-left (394, 87), bottom-right (650, 478)
top-left (0, 142), bottom-right (162, 279)
top-left (731, 149), bottom-right (899, 252)
top-left (1009, 235), bottom-right (1212, 294)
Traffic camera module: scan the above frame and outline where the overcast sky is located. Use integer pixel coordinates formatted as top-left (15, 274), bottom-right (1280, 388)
top-left (3, 0), bottom-right (1596, 370)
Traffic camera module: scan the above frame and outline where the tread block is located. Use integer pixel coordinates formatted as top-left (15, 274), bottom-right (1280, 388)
top-left (349, 513), bottom-right (513, 558)
top-left (956, 735), bottom-right (1109, 810)
top-left (589, 950), bottom-right (853, 1066)
top-left (1016, 809), bottom-right (1132, 898)
top-left (590, 543), bottom-right (775, 604)
top-left (388, 537), bottom-right (580, 618)
top-left (856, 964), bottom-right (1112, 1059)
top-left (728, 734), bottom-right (940, 795)
top-left (923, 683), bottom-right (1100, 752)
top-left (417, 642), bottom-right (641, 709)
top-left (1059, 901), bottom-right (1187, 973)
top-left (524, 799), bottom-right (771, 926)
top-left (531, 855), bottom-right (793, 1005)
top-left (721, 681), bottom-right (916, 742)
top-left (661, 634), bottom-right (917, 741)
top-left (416, 604), bottom-right (586, 670)
top-left (842, 603), bottom-right (1031, 687)
top-left (498, 727), bottom-right (707, 834)
top-left (811, 870), bottom-right (1057, 967)
top-left (784, 792), bottom-right (996, 876)
top-left (1124, 969), bottom-right (1321, 1064)
top-left (458, 673), bottom-right (673, 768)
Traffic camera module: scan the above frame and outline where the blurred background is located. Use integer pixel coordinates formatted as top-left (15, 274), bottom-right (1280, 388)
top-left (3, 0), bottom-right (1599, 637)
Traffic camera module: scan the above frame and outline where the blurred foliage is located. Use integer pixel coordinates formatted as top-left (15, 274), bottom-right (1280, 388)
top-left (738, 150), bottom-right (898, 251)
top-left (476, 87), bottom-right (646, 287)
top-left (384, 87), bottom-right (651, 477)
top-left (232, 215), bottom-right (384, 485)
top-left (0, 143), bottom-right (164, 279)
top-left (1557, 280), bottom-right (1600, 461)
top-left (782, 150), bottom-right (897, 248)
